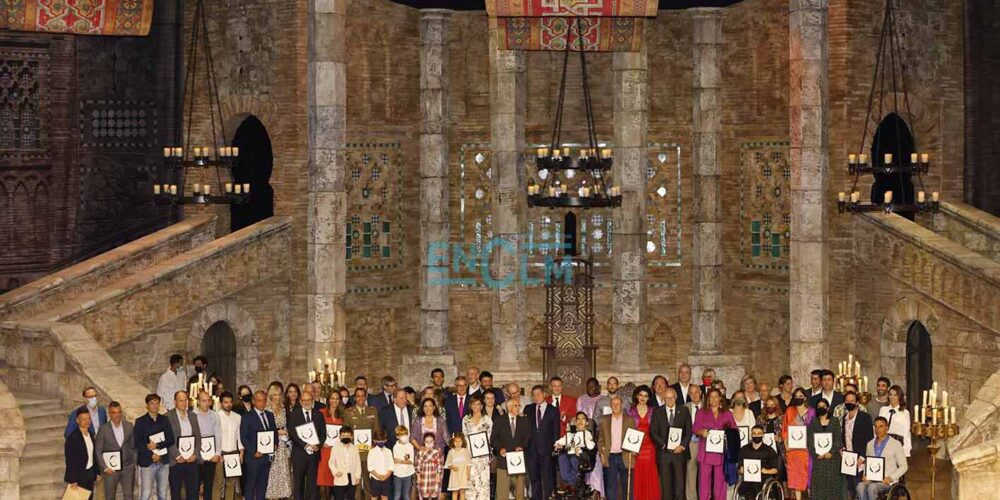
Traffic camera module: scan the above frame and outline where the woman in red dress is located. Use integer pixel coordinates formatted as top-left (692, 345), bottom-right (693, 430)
top-left (318, 391), bottom-right (345, 495)
top-left (627, 385), bottom-right (661, 500)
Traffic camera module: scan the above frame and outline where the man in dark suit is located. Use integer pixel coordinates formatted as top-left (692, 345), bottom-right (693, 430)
top-left (477, 371), bottom-right (506, 405)
top-left (289, 389), bottom-right (327, 500)
top-left (240, 390), bottom-right (276, 500)
top-left (650, 388), bottom-right (692, 500)
top-left (492, 396), bottom-right (531, 500)
top-left (525, 385), bottom-right (559, 500)
top-left (372, 375), bottom-right (396, 412)
top-left (670, 363), bottom-right (694, 404)
top-left (166, 390), bottom-right (203, 499)
top-left (352, 376), bottom-right (382, 408)
top-left (809, 370), bottom-right (845, 409)
top-left (842, 391), bottom-right (873, 496)
top-left (379, 388), bottom-right (413, 448)
top-left (96, 401), bottom-right (136, 500)
top-left (443, 376), bottom-right (472, 435)
top-left (651, 375), bottom-right (671, 409)
top-left (65, 407), bottom-right (98, 495)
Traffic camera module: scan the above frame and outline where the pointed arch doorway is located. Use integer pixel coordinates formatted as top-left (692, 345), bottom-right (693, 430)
top-left (905, 321), bottom-right (932, 411)
top-left (202, 321), bottom-right (237, 392)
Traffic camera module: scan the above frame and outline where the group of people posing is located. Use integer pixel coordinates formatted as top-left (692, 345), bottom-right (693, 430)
top-left (63, 356), bottom-right (912, 500)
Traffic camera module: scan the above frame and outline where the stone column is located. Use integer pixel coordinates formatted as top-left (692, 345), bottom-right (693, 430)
top-left (687, 9), bottom-right (743, 391)
top-left (789, 0), bottom-right (830, 383)
top-left (404, 9), bottom-right (456, 385)
top-left (306, 0), bottom-right (347, 366)
top-left (489, 20), bottom-right (528, 371)
top-left (611, 37), bottom-right (648, 372)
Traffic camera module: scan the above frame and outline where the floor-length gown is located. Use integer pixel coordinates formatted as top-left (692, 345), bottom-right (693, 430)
top-left (266, 407), bottom-right (293, 498)
top-left (462, 414), bottom-right (492, 500)
top-left (630, 406), bottom-right (661, 500)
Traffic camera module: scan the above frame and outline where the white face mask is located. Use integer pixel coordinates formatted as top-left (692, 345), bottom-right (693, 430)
top-left (342, 397), bottom-right (350, 405)
top-left (399, 434), bottom-right (410, 443)
top-left (87, 397), bottom-right (98, 408)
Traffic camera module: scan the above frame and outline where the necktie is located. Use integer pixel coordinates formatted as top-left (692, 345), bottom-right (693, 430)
top-left (669, 408), bottom-right (674, 425)
top-left (259, 412), bottom-right (268, 430)
top-left (888, 409), bottom-right (896, 426)
top-left (306, 409), bottom-right (312, 423)
top-left (511, 417), bottom-right (517, 435)
top-left (537, 405), bottom-right (542, 428)
top-left (399, 408), bottom-right (408, 430)
top-left (459, 396), bottom-right (465, 416)
top-left (554, 397), bottom-right (560, 409)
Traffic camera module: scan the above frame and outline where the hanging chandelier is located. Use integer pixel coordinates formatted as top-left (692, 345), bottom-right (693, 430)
top-left (153, 0), bottom-right (247, 206)
top-left (837, 0), bottom-right (938, 215)
top-left (527, 18), bottom-right (621, 209)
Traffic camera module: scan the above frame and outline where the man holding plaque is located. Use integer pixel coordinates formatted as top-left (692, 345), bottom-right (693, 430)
top-left (65, 407), bottom-right (99, 497)
top-left (290, 389), bottom-right (327, 500)
top-left (842, 391), bottom-right (873, 497)
top-left (526, 385), bottom-right (560, 500)
top-left (344, 387), bottom-right (381, 500)
top-left (215, 391), bottom-right (244, 500)
top-left (650, 387), bottom-right (691, 500)
top-left (736, 426), bottom-right (778, 498)
top-left (856, 417), bottom-right (907, 500)
top-left (134, 394), bottom-right (173, 500)
top-left (96, 401), bottom-right (135, 500)
top-left (194, 391), bottom-right (221, 500)
top-left (492, 397), bottom-right (530, 500)
top-left (598, 396), bottom-right (634, 500)
top-left (241, 390), bottom-right (276, 500)
top-left (167, 390), bottom-right (203, 499)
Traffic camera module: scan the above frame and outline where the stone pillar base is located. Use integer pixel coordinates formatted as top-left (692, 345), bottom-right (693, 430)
top-left (400, 353), bottom-right (456, 389)
top-left (687, 354), bottom-right (745, 396)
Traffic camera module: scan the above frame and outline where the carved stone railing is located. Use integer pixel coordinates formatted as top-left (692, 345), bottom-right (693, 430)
top-left (855, 213), bottom-right (1000, 335)
top-left (950, 372), bottom-right (1000, 499)
top-left (0, 379), bottom-right (25, 499)
top-left (920, 201), bottom-right (1000, 264)
top-left (33, 216), bottom-right (291, 349)
top-left (0, 215), bottom-right (216, 322)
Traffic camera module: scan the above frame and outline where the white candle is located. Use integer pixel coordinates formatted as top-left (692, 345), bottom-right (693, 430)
top-left (884, 191), bottom-right (893, 204)
top-left (537, 147), bottom-right (546, 158)
top-left (859, 154), bottom-right (868, 164)
top-left (232, 146), bottom-right (239, 156)
top-left (194, 147), bottom-right (202, 157)
top-left (917, 191), bottom-right (925, 203)
top-left (243, 183), bottom-right (250, 193)
top-left (851, 191), bottom-right (860, 203)
top-left (203, 185), bottom-right (211, 195)
top-left (838, 192), bottom-right (846, 202)
top-left (163, 147), bottom-right (171, 158)
top-left (235, 184), bottom-right (242, 194)
top-left (173, 147), bottom-right (183, 157)
top-left (910, 153), bottom-right (918, 164)
top-left (943, 407), bottom-right (949, 425)
top-left (170, 185), bottom-right (178, 195)
top-left (951, 407), bottom-right (956, 424)
top-left (848, 154), bottom-right (857, 164)
top-left (921, 153), bottom-right (929, 163)
top-left (562, 147), bottom-right (571, 157)
top-left (932, 192), bottom-right (939, 202)
top-left (932, 410), bottom-right (937, 425)
top-left (154, 185), bottom-right (161, 195)
top-left (923, 390), bottom-right (928, 407)
top-left (942, 391), bottom-right (948, 407)
top-left (309, 370), bottom-right (315, 381)
top-left (316, 358), bottom-right (322, 370)
top-left (855, 361), bottom-right (860, 375)
top-left (225, 183), bottom-right (233, 193)
top-left (914, 405), bottom-right (919, 422)
top-left (863, 376), bottom-right (868, 393)
top-left (193, 183), bottom-right (201, 194)
top-left (884, 153), bottom-right (893, 165)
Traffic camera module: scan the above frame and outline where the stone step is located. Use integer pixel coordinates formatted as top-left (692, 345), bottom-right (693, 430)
top-left (23, 443), bottom-right (63, 460)
top-left (19, 459), bottom-right (64, 487)
top-left (27, 428), bottom-right (65, 446)
top-left (20, 482), bottom-right (66, 500)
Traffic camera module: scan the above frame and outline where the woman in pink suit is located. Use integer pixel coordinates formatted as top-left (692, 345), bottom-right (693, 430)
top-left (692, 388), bottom-right (737, 500)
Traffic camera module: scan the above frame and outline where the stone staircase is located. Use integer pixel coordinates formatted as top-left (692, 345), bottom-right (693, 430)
top-left (16, 394), bottom-right (72, 499)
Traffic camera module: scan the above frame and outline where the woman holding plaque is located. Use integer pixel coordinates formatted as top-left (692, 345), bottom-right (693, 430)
top-left (807, 399), bottom-right (845, 499)
top-left (782, 388), bottom-right (815, 500)
top-left (756, 395), bottom-right (786, 482)
top-left (628, 385), bottom-right (660, 500)
top-left (693, 388), bottom-right (737, 500)
top-left (266, 382), bottom-right (293, 498)
top-left (462, 395), bottom-right (493, 500)
top-left (320, 392), bottom-right (347, 491)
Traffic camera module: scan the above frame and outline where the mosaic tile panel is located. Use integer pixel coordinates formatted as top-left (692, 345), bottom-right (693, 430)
top-left (646, 143), bottom-right (683, 267)
top-left (345, 143), bottom-right (403, 272)
top-left (739, 141), bottom-right (791, 271)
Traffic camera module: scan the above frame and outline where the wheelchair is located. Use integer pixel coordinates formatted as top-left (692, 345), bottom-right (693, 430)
top-left (878, 482), bottom-right (912, 499)
top-left (730, 477), bottom-right (786, 500)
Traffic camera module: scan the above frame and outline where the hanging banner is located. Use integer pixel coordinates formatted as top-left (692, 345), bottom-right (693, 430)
top-left (2, 0), bottom-right (155, 36)
top-left (496, 16), bottom-right (645, 52)
top-left (486, 0), bottom-right (659, 18)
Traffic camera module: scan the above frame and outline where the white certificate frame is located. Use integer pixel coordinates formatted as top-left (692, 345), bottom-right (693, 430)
top-left (865, 456), bottom-right (885, 482)
top-left (178, 436), bottom-right (196, 460)
top-left (743, 458), bottom-right (762, 483)
top-left (506, 450), bottom-right (526, 475)
top-left (200, 436), bottom-right (217, 461)
top-left (739, 426), bottom-right (750, 447)
top-left (296, 423), bottom-right (320, 446)
top-left (786, 425), bottom-right (807, 450)
top-left (257, 431), bottom-right (275, 454)
top-left (354, 428), bottom-right (373, 449)
top-left (102, 451), bottom-right (122, 472)
top-left (841, 451), bottom-right (859, 476)
top-left (149, 431), bottom-right (168, 456)
top-left (622, 428), bottom-right (645, 454)
top-left (223, 452), bottom-right (242, 478)
top-left (763, 432), bottom-right (777, 452)
top-left (705, 429), bottom-right (725, 454)
top-left (325, 424), bottom-right (342, 447)
top-left (667, 427), bottom-right (683, 451)
top-left (469, 431), bottom-right (490, 458)
top-left (814, 432), bottom-right (833, 456)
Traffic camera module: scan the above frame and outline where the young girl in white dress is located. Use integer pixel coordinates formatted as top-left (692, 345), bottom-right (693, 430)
top-left (444, 432), bottom-right (472, 499)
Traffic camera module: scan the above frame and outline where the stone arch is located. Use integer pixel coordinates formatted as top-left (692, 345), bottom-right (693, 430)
top-left (187, 301), bottom-right (260, 389)
top-left (879, 296), bottom-right (941, 389)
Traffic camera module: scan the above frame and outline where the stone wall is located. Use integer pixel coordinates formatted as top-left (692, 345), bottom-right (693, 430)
top-left (963, 0), bottom-right (1000, 216)
top-left (0, 379), bottom-right (24, 499)
top-left (922, 202), bottom-right (1000, 263)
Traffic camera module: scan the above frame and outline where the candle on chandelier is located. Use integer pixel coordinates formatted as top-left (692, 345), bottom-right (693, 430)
top-left (309, 370), bottom-right (316, 382)
top-left (203, 185), bottom-right (211, 195)
top-left (933, 409), bottom-right (937, 425)
top-left (838, 192), bottom-right (846, 202)
top-left (163, 147), bottom-right (171, 158)
top-left (154, 185), bottom-right (161, 195)
top-left (243, 183), bottom-right (251, 193)
top-left (193, 183), bottom-right (201, 194)
top-left (921, 153), bottom-right (929, 163)
top-left (194, 147), bottom-right (202, 157)
top-left (910, 153), bottom-right (918, 164)
top-left (170, 185), bottom-right (178, 195)
top-left (851, 191), bottom-right (860, 203)
top-left (549, 187), bottom-right (557, 197)
top-left (917, 191), bottom-right (925, 203)
top-left (848, 154), bottom-right (857, 165)
top-left (235, 184), bottom-right (242, 194)
top-left (923, 390), bottom-right (928, 407)
top-left (233, 147), bottom-right (240, 156)
top-left (174, 147), bottom-right (183, 157)
top-left (601, 148), bottom-right (612, 159)
top-left (932, 192), bottom-right (939, 202)
top-left (883, 191), bottom-right (893, 204)
top-left (204, 147), bottom-right (212, 157)
top-left (849, 354), bottom-right (854, 373)
top-left (884, 153), bottom-right (893, 165)
top-left (859, 154), bottom-right (868, 164)
top-left (225, 183), bottom-right (233, 193)
top-left (537, 147), bottom-right (547, 158)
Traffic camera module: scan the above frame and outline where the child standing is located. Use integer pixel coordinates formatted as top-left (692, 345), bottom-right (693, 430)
top-left (415, 432), bottom-right (443, 500)
top-left (391, 426), bottom-right (415, 500)
top-left (445, 433), bottom-right (472, 500)
top-left (328, 425), bottom-right (362, 500)
top-left (368, 429), bottom-right (395, 500)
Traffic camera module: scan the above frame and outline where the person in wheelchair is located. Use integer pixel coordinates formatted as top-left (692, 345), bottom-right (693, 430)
top-left (737, 425), bottom-right (780, 498)
top-left (856, 417), bottom-right (908, 500)
top-left (553, 412), bottom-right (597, 492)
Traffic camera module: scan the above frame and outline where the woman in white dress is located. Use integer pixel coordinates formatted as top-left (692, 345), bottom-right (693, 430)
top-left (461, 395), bottom-right (493, 500)
top-left (878, 385), bottom-right (912, 457)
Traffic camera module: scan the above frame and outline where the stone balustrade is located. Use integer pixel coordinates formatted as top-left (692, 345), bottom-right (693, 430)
top-left (921, 201), bottom-right (1000, 264)
top-left (950, 372), bottom-right (1000, 499)
top-left (0, 215), bottom-right (216, 322)
top-left (0, 379), bottom-right (25, 499)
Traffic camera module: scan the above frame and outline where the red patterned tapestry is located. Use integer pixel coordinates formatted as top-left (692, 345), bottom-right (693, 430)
top-left (486, 0), bottom-right (659, 18)
top-left (497, 16), bottom-right (644, 52)
top-left (2, 0), bottom-right (155, 36)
